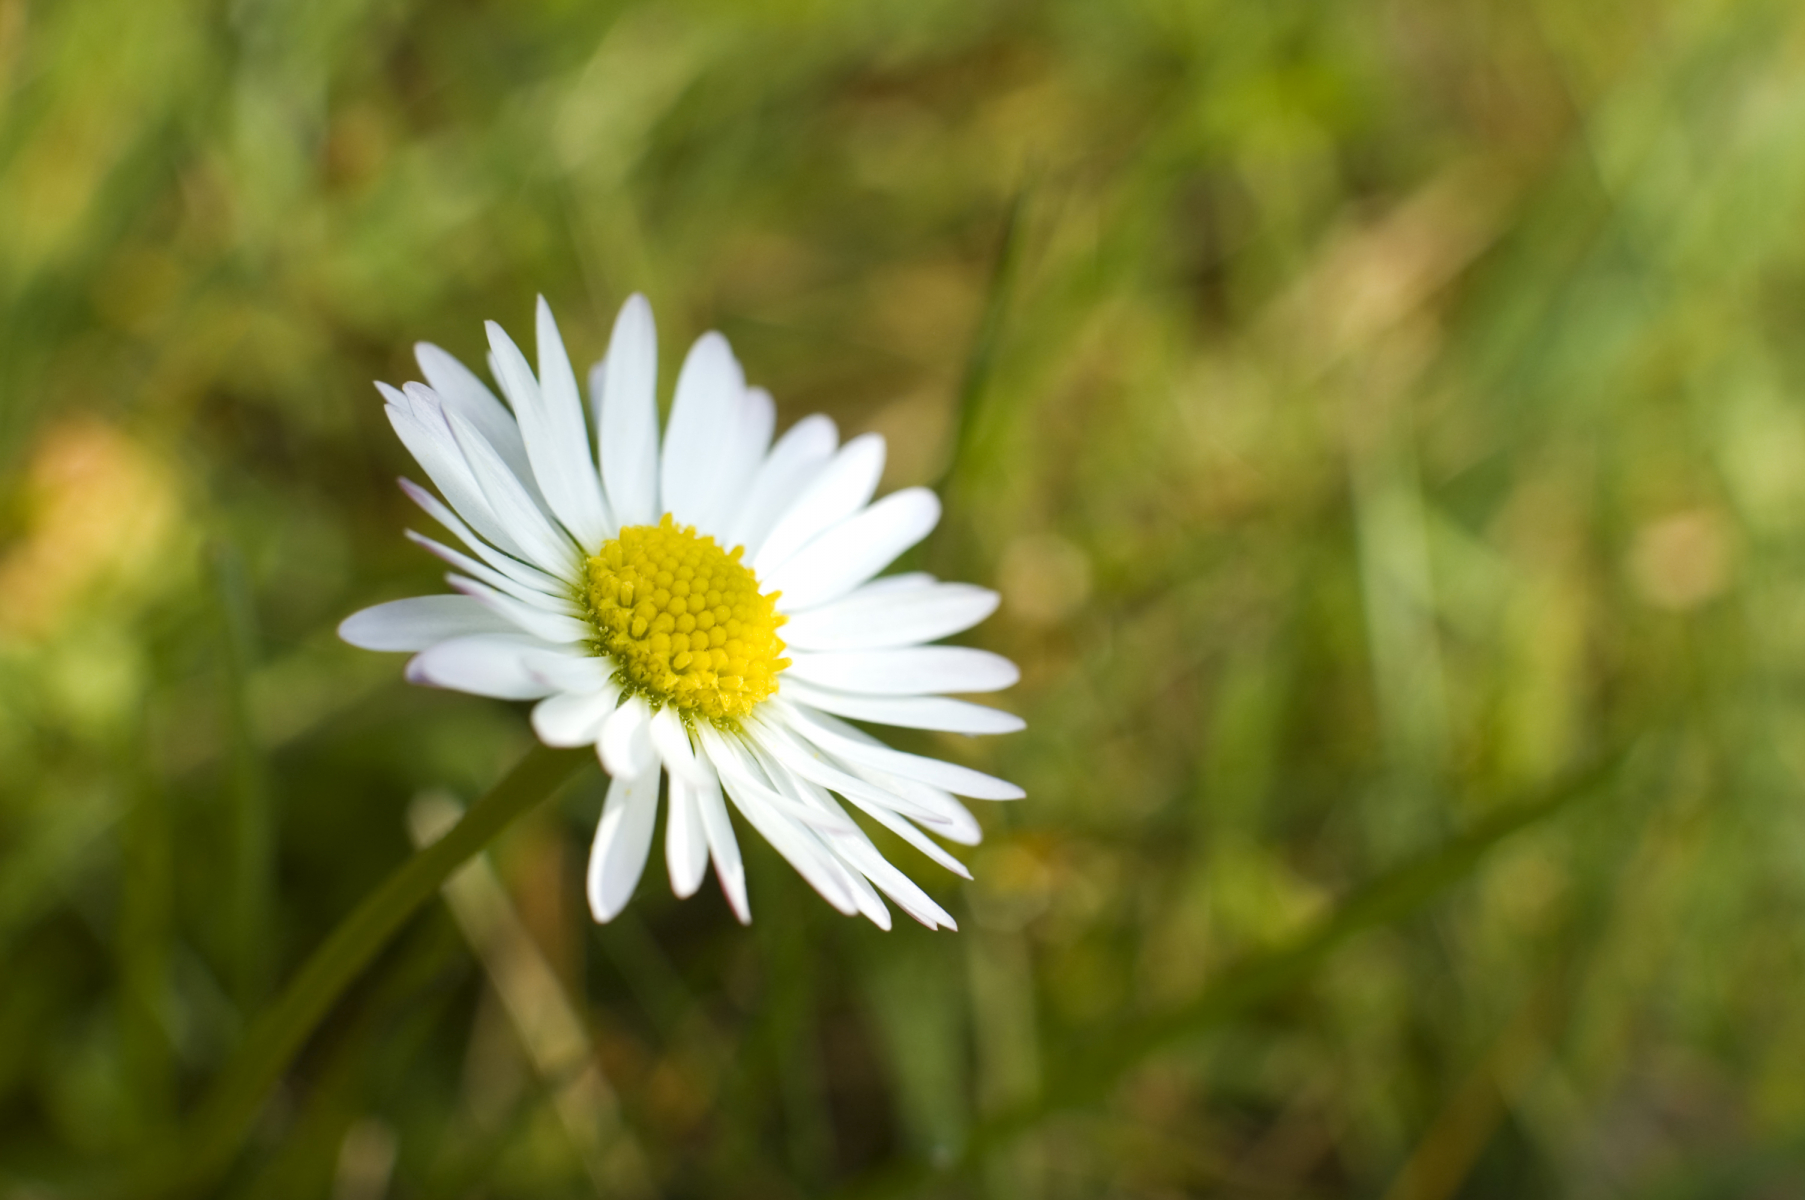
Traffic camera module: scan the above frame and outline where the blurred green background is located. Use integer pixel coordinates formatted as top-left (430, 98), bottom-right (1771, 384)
top-left (5, 0), bottom-right (1805, 1196)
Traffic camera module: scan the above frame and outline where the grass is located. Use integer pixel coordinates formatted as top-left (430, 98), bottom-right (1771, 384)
top-left (6, 1), bottom-right (1805, 1197)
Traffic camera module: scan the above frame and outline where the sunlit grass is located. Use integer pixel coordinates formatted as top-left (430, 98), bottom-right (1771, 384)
top-left (5, 1), bottom-right (1805, 1196)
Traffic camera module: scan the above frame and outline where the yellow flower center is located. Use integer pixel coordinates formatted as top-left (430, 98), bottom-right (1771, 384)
top-left (583, 515), bottom-right (789, 722)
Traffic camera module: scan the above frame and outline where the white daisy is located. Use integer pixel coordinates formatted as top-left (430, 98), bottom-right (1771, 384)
top-left (340, 295), bottom-right (1024, 930)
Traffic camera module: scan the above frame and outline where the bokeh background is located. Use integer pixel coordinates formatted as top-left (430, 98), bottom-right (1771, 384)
top-left (5, 0), bottom-right (1805, 1196)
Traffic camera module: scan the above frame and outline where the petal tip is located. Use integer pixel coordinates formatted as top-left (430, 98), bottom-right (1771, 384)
top-left (336, 612), bottom-right (372, 649)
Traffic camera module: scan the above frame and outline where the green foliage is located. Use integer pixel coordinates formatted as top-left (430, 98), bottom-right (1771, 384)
top-left (5, 0), bottom-right (1805, 1196)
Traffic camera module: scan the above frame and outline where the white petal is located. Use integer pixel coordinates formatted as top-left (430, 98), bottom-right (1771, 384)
top-left (858, 861), bottom-right (950, 930)
top-left (839, 757), bottom-right (984, 846)
top-left (706, 737), bottom-right (860, 835)
top-left (845, 867), bottom-right (893, 929)
top-left (776, 687), bottom-right (976, 866)
top-left (692, 770), bottom-right (749, 922)
top-left (752, 751), bottom-right (894, 929)
top-left (446, 576), bottom-right (590, 644)
top-left (746, 716), bottom-right (956, 830)
top-left (711, 721), bottom-right (895, 833)
top-left (665, 774), bottom-right (712, 898)
top-left (849, 798), bottom-right (974, 879)
top-left (535, 303), bottom-right (615, 541)
top-left (599, 694), bottom-right (656, 778)
top-left (754, 434), bottom-right (885, 574)
top-left (788, 800), bottom-right (949, 928)
top-left (780, 581), bottom-right (999, 651)
top-left (649, 704), bottom-right (715, 787)
top-left (762, 489), bottom-right (941, 611)
top-left (484, 308), bottom-right (613, 550)
top-left (398, 479), bottom-right (566, 597)
top-left (777, 700), bottom-right (1023, 800)
top-left (339, 596), bottom-right (518, 652)
top-left (697, 725), bottom-right (861, 834)
top-left (587, 765), bottom-right (662, 922)
top-left (746, 746), bottom-right (942, 930)
top-left (531, 685), bottom-right (622, 747)
top-left (697, 386), bottom-right (775, 540)
top-left (660, 332), bottom-right (745, 530)
top-left (523, 653), bottom-right (615, 693)
top-left (435, 392), bottom-right (578, 577)
top-left (405, 634), bottom-right (572, 699)
top-left (596, 294), bottom-right (660, 527)
top-left (785, 646), bottom-right (1019, 695)
top-left (698, 726), bottom-right (859, 915)
top-left (852, 572), bottom-right (936, 595)
top-left (412, 343), bottom-right (542, 506)
top-left (405, 530), bottom-right (573, 613)
top-left (383, 387), bottom-right (524, 561)
top-left (726, 414), bottom-right (839, 555)
top-left (747, 813), bottom-right (859, 915)
top-left (781, 681), bottom-right (1025, 734)
top-left (741, 388), bottom-right (777, 455)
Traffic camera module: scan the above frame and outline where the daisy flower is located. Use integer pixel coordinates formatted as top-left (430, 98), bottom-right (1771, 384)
top-left (341, 295), bottom-right (1024, 930)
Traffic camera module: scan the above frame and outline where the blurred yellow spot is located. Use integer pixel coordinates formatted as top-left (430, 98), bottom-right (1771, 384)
top-left (0, 417), bottom-right (182, 640)
top-left (1628, 509), bottom-right (1733, 612)
top-left (584, 515), bottom-right (787, 721)
top-left (998, 532), bottom-right (1092, 627)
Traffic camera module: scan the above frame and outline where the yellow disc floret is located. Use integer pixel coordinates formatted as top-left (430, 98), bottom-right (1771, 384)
top-left (584, 515), bottom-right (789, 722)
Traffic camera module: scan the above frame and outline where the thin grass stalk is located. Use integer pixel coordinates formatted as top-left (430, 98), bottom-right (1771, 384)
top-left (130, 743), bottom-right (589, 1199)
top-left (837, 743), bottom-right (1634, 1199)
top-left (209, 539), bottom-right (272, 1012)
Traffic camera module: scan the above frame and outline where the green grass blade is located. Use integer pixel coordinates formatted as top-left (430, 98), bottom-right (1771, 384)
top-left (840, 745), bottom-right (1631, 1198)
top-left (938, 186), bottom-right (1028, 497)
top-left (130, 743), bottom-right (589, 1199)
top-left (209, 539), bottom-right (273, 1013)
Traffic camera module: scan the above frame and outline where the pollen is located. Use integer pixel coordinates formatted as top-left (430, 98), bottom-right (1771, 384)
top-left (584, 514), bottom-right (789, 722)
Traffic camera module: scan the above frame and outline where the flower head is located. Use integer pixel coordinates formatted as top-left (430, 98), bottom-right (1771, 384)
top-left (341, 295), bottom-right (1023, 929)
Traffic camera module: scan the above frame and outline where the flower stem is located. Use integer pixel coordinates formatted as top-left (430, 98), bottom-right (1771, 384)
top-left (136, 742), bottom-right (589, 1199)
